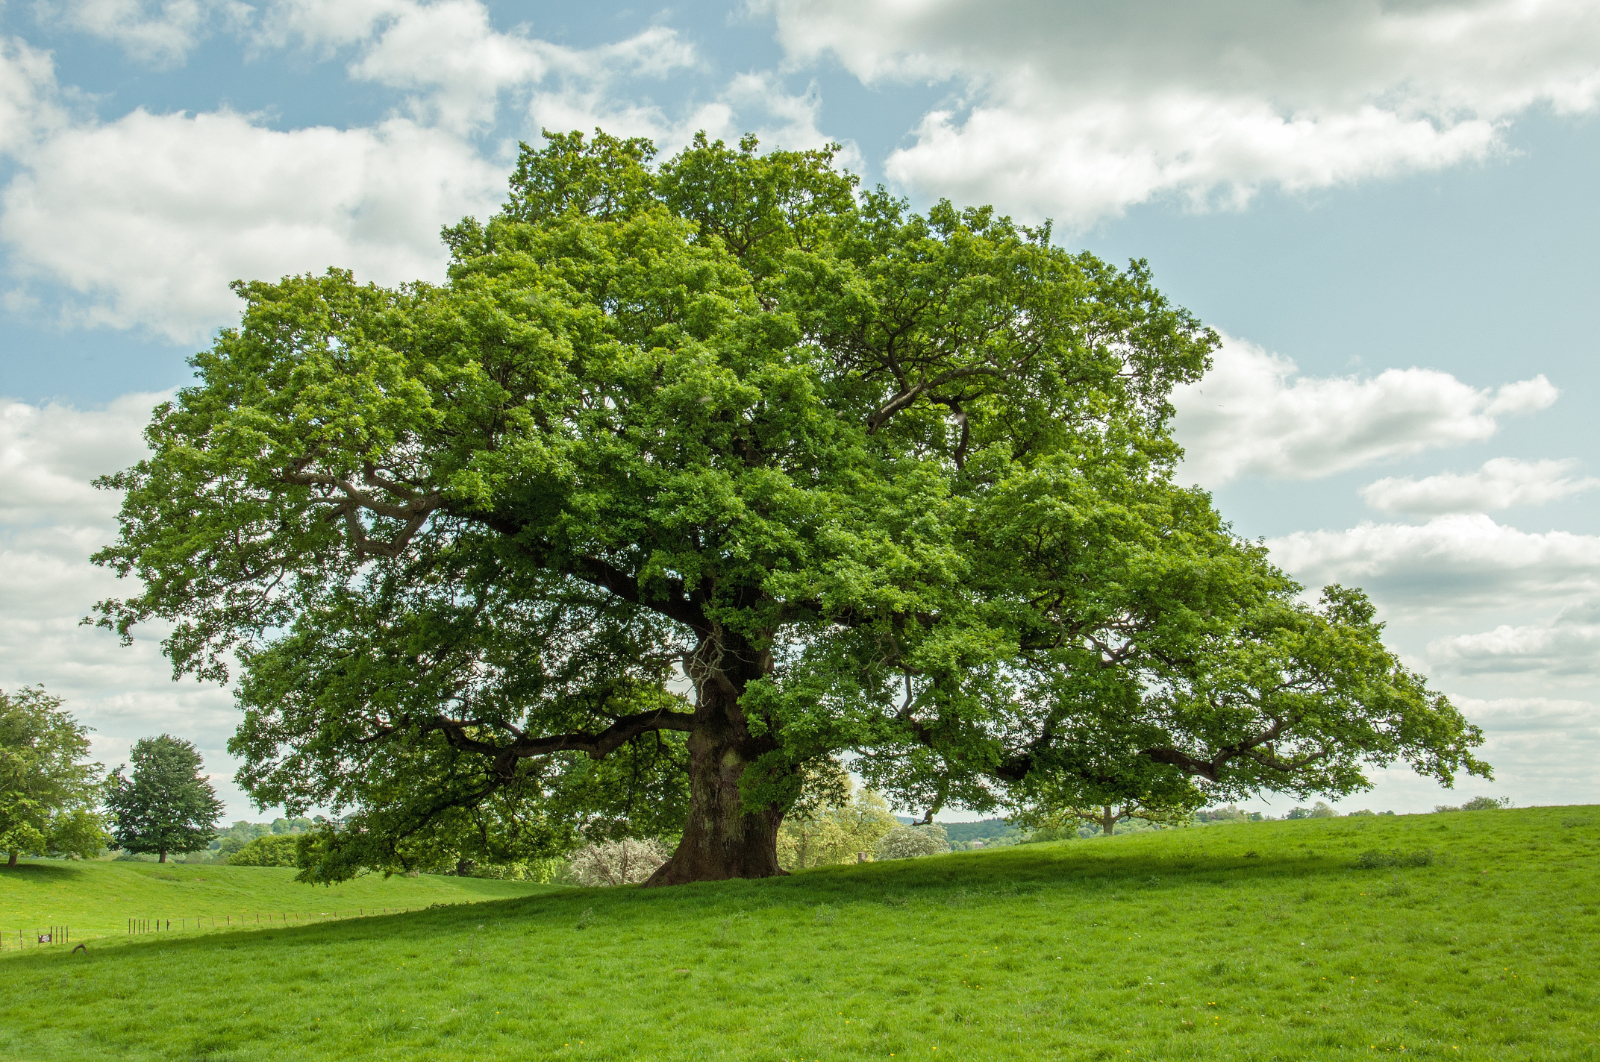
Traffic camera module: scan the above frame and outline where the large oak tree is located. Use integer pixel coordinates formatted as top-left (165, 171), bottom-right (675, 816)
top-left (94, 131), bottom-right (1487, 886)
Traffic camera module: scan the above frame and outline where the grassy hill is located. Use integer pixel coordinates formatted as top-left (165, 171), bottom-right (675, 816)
top-left (2, 805), bottom-right (1596, 1061)
top-left (0, 860), bottom-right (557, 944)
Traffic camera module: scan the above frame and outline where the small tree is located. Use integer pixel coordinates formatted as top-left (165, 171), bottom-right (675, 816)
top-left (227, 834), bottom-right (300, 867)
top-left (0, 687), bottom-right (108, 867)
top-left (876, 823), bottom-right (949, 860)
top-left (1013, 771), bottom-right (1205, 837)
top-left (105, 735), bottom-right (224, 862)
top-left (1054, 800), bottom-right (1195, 837)
top-left (777, 764), bottom-right (898, 870)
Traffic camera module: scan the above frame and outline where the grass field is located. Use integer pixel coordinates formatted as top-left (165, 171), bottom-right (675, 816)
top-left (0, 859), bottom-right (558, 946)
top-left (1, 805), bottom-right (1596, 1061)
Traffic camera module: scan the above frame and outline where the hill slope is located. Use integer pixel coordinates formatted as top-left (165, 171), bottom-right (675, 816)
top-left (2, 806), bottom-right (1596, 1061)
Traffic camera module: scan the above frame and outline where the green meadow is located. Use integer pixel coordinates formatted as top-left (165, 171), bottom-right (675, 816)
top-left (1, 806), bottom-right (1596, 1061)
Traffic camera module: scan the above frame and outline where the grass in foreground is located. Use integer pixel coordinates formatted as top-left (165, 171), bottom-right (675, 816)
top-left (0, 859), bottom-right (556, 946)
top-left (1, 806), bottom-right (1597, 1061)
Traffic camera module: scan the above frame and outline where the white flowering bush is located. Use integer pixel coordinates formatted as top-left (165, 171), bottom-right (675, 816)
top-left (875, 824), bottom-right (950, 861)
top-left (565, 838), bottom-right (672, 886)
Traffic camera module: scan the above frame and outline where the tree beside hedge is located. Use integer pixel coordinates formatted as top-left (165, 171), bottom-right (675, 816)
top-left (227, 833), bottom-right (300, 867)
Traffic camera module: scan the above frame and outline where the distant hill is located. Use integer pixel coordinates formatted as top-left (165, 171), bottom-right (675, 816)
top-left (894, 816), bottom-right (1019, 844)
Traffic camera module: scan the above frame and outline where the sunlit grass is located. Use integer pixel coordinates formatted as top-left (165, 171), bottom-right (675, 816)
top-left (2, 805), bottom-right (1597, 1060)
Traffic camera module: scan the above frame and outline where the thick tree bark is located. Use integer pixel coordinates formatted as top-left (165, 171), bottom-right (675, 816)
top-left (6, 849), bottom-right (16, 868)
top-left (1100, 806), bottom-right (1117, 836)
top-left (158, 850), bottom-right (167, 863)
top-left (644, 629), bottom-right (787, 887)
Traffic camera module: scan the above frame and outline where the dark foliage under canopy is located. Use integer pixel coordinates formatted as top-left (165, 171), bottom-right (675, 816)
top-left (94, 130), bottom-right (1488, 885)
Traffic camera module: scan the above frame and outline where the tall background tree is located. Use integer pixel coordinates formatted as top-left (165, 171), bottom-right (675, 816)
top-left (105, 735), bottom-right (224, 862)
top-left (93, 129), bottom-right (1489, 886)
top-left (0, 687), bottom-right (108, 867)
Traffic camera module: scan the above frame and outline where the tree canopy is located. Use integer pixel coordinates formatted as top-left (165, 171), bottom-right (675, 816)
top-left (94, 129), bottom-right (1488, 885)
top-left (0, 687), bottom-right (107, 867)
top-left (106, 734), bottom-right (224, 862)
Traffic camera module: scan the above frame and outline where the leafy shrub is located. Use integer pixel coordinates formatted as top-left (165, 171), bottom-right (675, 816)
top-left (227, 834), bottom-right (300, 867)
top-left (1436, 796), bottom-right (1511, 812)
top-left (875, 824), bottom-right (950, 860)
top-left (565, 838), bottom-right (670, 886)
top-left (468, 859), bottom-right (564, 882)
top-left (1354, 849), bottom-right (1434, 869)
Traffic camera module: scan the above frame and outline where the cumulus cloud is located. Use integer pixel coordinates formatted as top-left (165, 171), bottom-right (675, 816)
top-left (1171, 337), bottom-right (1557, 486)
top-left (1331, 695), bottom-right (1600, 811)
top-left (0, 395), bottom-right (247, 812)
top-left (1429, 601), bottom-right (1600, 679)
top-left (252, 0), bottom-right (413, 51)
top-left (1265, 514), bottom-right (1600, 615)
top-left (1, 110), bottom-right (504, 340)
top-left (0, 392), bottom-right (166, 525)
top-left (1362, 458), bottom-right (1598, 516)
top-left (528, 69), bottom-right (861, 165)
top-left (350, 8), bottom-right (697, 131)
top-left (759, 0), bottom-right (1600, 224)
top-left (35, 0), bottom-right (250, 67)
top-left (0, 3), bottom-right (857, 341)
top-left (1446, 696), bottom-right (1600, 804)
top-left (0, 36), bottom-right (65, 156)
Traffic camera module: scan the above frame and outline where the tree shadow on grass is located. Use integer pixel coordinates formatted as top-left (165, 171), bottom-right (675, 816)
top-left (486, 840), bottom-right (1375, 925)
top-left (0, 861), bottom-right (86, 884)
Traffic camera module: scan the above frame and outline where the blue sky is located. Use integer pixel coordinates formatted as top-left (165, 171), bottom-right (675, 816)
top-left (2, 0), bottom-right (1598, 819)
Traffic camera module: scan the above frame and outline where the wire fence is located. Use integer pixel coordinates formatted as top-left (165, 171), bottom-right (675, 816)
top-left (2, 908), bottom-right (420, 952)
top-left (124, 908), bottom-right (418, 936)
top-left (4, 926), bottom-right (71, 951)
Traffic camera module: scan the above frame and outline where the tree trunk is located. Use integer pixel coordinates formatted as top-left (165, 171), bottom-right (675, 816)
top-left (6, 850), bottom-right (16, 868)
top-left (1101, 806), bottom-right (1116, 836)
top-left (645, 630), bottom-right (787, 887)
top-left (158, 850), bottom-right (167, 863)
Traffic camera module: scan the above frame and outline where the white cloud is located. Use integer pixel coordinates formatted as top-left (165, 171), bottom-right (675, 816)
top-left (1362, 458), bottom-right (1598, 516)
top-left (1265, 514), bottom-right (1600, 615)
top-left (350, 7), bottom-right (697, 131)
top-left (1171, 336), bottom-right (1557, 486)
top-left (252, 0), bottom-right (413, 51)
top-left (1326, 695), bottom-right (1600, 811)
top-left (527, 68), bottom-right (861, 165)
top-left (1429, 601), bottom-right (1600, 679)
top-left (346, 0), bottom-right (548, 130)
top-left (1446, 696), bottom-right (1600, 804)
top-left (36, 0), bottom-right (250, 67)
top-left (1, 109), bottom-right (504, 341)
top-left (0, 396), bottom-right (250, 813)
top-left (255, 1), bottom-right (701, 133)
top-left (0, 36), bottom-right (65, 156)
top-left (0, 5), bottom-right (847, 341)
top-left (759, 0), bottom-right (1600, 224)
top-left (0, 391), bottom-right (166, 525)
